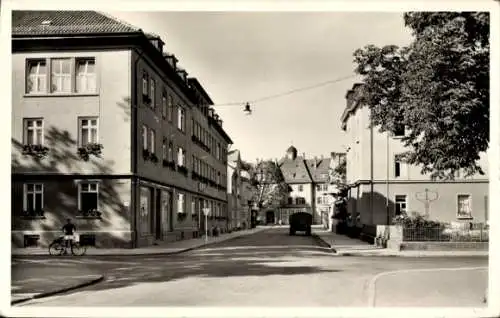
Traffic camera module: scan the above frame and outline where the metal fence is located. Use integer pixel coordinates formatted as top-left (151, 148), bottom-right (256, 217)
top-left (402, 223), bottom-right (489, 242)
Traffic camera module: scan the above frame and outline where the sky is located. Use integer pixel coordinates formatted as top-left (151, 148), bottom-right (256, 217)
top-left (110, 11), bottom-right (413, 163)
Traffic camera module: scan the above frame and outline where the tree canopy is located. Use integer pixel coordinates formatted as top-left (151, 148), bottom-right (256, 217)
top-left (248, 160), bottom-right (290, 209)
top-left (353, 12), bottom-right (489, 179)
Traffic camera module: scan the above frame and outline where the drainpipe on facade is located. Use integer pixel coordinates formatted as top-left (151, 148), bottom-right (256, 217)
top-left (131, 46), bottom-right (146, 249)
top-left (386, 131), bottom-right (390, 225)
top-left (370, 108), bottom-right (374, 227)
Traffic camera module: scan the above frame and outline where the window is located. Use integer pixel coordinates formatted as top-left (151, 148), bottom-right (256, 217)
top-left (50, 58), bottom-right (71, 93)
top-left (394, 124), bottom-right (405, 137)
top-left (191, 198), bottom-right (196, 216)
top-left (150, 78), bottom-right (156, 108)
top-left (26, 60), bottom-right (47, 93)
top-left (142, 125), bottom-right (148, 151)
top-left (142, 72), bottom-right (148, 96)
top-left (394, 156), bottom-right (401, 178)
top-left (395, 195), bottom-right (407, 215)
top-left (177, 147), bottom-right (185, 166)
top-left (149, 129), bottom-right (155, 154)
top-left (317, 196), bottom-right (323, 204)
top-left (79, 182), bottom-right (99, 213)
top-left (162, 94), bottom-right (167, 119)
top-left (23, 118), bottom-right (44, 145)
top-left (75, 58), bottom-right (96, 93)
top-left (162, 139), bottom-right (168, 160)
top-left (216, 143), bottom-right (221, 160)
top-left (297, 198), bottom-right (306, 205)
top-left (316, 185), bottom-right (321, 191)
top-left (168, 95), bottom-right (173, 121)
top-left (79, 117), bottom-right (98, 146)
top-left (177, 106), bottom-right (185, 131)
top-left (26, 57), bottom-right (99, 95)
top-left (177, 193), bottom-right (185, 213)
top-left (217, 171), bottom-right (221, 185)
top-left (298, 185), bottom-right (303, 192)
top-left (457, 194), bottom-right (472, 219)
top-left (23, 183), bottom-right (44, 215)
top-left (168, 142), bottom-right (173, 162)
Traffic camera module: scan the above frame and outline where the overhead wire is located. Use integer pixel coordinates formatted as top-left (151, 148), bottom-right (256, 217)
top-left (211, 74), bottom-right (358, 107)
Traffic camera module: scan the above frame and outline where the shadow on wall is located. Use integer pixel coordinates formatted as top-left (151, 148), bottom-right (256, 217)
top-left (345, 190), bottom-right (396, 237)
top-left (11, 104), bottom-right (133, 248)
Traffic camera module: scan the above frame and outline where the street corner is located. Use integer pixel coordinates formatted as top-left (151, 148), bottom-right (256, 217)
top-left (368, 267), bottom-right (488, 307)
top-left (11, 272), bottom-right (105, 306)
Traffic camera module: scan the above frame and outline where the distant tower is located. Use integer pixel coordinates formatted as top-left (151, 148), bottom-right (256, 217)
top-left (286, 145), bottom-right (298, 160)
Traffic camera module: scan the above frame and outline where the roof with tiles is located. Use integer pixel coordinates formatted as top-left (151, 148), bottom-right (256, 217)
top-left (12, 10), bottom-right (141, 36)
top-left (278, 156), bottom-right (312, 184)
top-left (305, 158), bottom-right (331, 183)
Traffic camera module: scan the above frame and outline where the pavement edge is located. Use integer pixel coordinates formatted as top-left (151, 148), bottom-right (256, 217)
top-left (311, 233), bottom-right (338, 253)
top-left (138, 227), bottom-right (270, 257)
top-left (11, 275), bottom-right (105, 306)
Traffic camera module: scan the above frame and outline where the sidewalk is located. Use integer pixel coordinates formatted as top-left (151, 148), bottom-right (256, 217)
top-left (12, 226), bottom-right (267, 257)
top-left (313, 229), bottom-right (489, 257)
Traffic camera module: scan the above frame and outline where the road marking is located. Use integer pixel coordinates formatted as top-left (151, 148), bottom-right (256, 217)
top-left (366, 266), bottom-right (488, 307)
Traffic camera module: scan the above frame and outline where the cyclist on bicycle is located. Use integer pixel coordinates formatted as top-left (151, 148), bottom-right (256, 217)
top-left (62, 218), bottom-right (76, 254)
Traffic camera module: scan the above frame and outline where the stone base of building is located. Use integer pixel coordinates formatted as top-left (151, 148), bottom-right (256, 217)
top-left (12, 230), bottom-right (134, 249)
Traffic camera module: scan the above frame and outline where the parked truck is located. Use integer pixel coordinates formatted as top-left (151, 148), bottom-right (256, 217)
top-left (289, 212), bottom-right (312, 236)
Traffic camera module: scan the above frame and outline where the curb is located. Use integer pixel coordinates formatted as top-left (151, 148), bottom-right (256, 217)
top-left (12, 229), bottom-right (267, 258)
top-left (311, 233), bottom-right (338, 253)
top-left (11, 275), bottom-right (105, 306)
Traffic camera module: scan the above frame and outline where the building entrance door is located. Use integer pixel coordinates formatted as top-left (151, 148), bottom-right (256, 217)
top-left (266, 211), bottom-right (275, 224)
top-left (155, 189), bottom-right (162, 240)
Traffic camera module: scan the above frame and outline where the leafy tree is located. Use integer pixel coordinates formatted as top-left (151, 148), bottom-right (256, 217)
top-left (353, 12), bottom-right (489, 179)
top-left (248, 160), bottom-right (290, 209)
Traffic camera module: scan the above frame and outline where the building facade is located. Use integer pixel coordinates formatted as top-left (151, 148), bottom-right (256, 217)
top-left (11, 11), bottom-right (232, 249)
top-left (227, 149), bottom-right (252, 230)
top-left (273, 146), bottom-right (333, 226)
top-left (340, 83), bottom-right (489, 235)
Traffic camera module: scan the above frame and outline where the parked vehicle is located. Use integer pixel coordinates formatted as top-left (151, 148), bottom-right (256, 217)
top-left (289, 212), bottom-right (312, 236)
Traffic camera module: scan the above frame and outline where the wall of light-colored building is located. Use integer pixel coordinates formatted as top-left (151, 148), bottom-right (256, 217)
top-left (288, 183), bottom-right (313, 205)
top-left (343, 101), bottom-right (489, 228)
top-left (12, 50), bottom-right (132, 175)
top-left (350, 181), bottom-right (488, 226)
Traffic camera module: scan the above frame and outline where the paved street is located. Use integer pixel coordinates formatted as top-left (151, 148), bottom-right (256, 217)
top-left (12, 228), bottom-right (488, 307)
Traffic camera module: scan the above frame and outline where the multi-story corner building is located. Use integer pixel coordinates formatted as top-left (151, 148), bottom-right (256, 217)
top-left (227, 149), bottom-right (253, 230)
top-left (272, 146), bottom-right (333, 226)
top-left (11, 11), bottom-right (232, 249)
top-left (340, 83), bottom-right (489, 235)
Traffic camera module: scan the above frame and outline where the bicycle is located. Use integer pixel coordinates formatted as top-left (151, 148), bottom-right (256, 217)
top-left (48, 235), bottom-right (87, 256)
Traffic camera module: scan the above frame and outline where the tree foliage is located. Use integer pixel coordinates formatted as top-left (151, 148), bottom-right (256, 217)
top-left (248, 160), bottom-right (290, 209)
top-left (353, 12), bottom-right (489, 179)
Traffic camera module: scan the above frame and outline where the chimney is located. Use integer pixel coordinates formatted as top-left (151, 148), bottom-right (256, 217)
top-left (303, 152), bottom-right (306, 159)
top-left (314, 156), bottom-right (318, 169)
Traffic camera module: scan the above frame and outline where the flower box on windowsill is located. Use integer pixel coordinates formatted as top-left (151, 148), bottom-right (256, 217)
top-left (77, 143), bottom-right (103, 161)
top-left (22, 144), bottom-right (50, 160)
top-left (162, 160), bottom-right (176, 170)
top-left (77, 210), bottom-right (102, 219)
top-left (21, 210), bottom-right (46, 219)
top-left (142, 94), bottom-right (151, 104)
top-left (178, 166), bottom-right (188, 176)
top-left (143, 150), bottom-right (159, 163)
